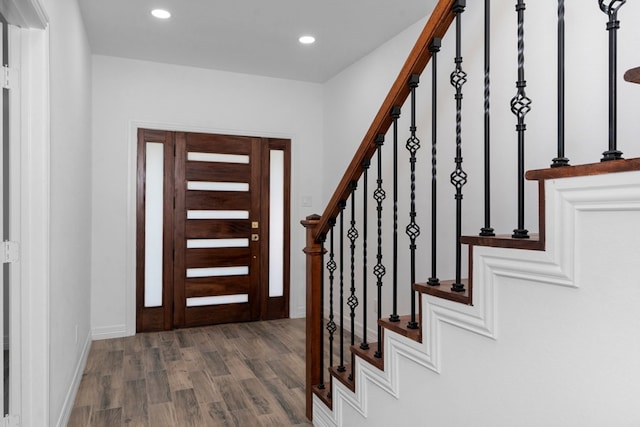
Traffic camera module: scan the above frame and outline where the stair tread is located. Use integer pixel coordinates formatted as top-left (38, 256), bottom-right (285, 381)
top-left (625, 67), bottom-right (640, 84)
top-left (461, 233), bottom-right (543, 251)
top-left (329, 363), bottom-right (355, 392)
top-left (379, 315), bottom-right (422, 343)
top-left (526, 158), bottom-right (640, 181)
top-left (414, 279), bottom-right (471, 305)
top-left (351, 343), bottom-right (384, 371)
top-left (312, 383), bottom-right (332, 409)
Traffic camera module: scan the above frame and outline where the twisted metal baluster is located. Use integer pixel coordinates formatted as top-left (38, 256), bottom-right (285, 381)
top-left (599, 0), bottom-right (626, 162)
top-left (360, 160), bottom-right (370, 351)
top-left (318, 234), bottom-right (327, 390)
top-left (511, 0), bottom-right (532, 239)
top-left (326, 219), bottom-right (337, 397)
top-left (450, 0), bottom-right (468, 292)
top-left (347, 183), bottom-right (359, 381)
top-left (390, 106), bottom-right (401, 323)
top-left (552, 0), bottom-right (570, 167)
top-left (481, 0), bottom-right (496, 236)
top-left (428, 38), bottom-right (441, 287)
top-left (337, 201), bottom-right (347, 373)
top-left (406, 74), bottom-right (421, 330)
top-left (373, 134), bottom-right (386, 358)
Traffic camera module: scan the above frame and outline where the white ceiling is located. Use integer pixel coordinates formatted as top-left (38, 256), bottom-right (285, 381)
top-left (77, 0), bottom-right (434, 83)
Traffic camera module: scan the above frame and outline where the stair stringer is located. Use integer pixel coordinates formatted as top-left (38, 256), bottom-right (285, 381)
top-left (312, 170), bottom-right (640, 427)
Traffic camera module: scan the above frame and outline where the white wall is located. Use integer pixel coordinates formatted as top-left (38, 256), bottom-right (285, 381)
top-left (90, 56), bottom-right (324, 337)
top-left (40, 0), bottom-right (94, 424)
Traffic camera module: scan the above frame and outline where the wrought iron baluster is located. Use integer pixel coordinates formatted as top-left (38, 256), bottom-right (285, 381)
top-left (481, 0), bottom-right (496, 236)
top-left (360, 160), bottom-right (370, 351)
top-left (511, 0), bottom-right (531, 239)
top-left (347, 182), bottom-right (359, 349)
top-left (373, 134), bottom-right (386, 358)
top-left (552, 0), bottom-right (570, 168)
top-left (406, 74), bottom-right (421, 330)
top-left (326, 219), bottom-right (337, 396)
top-left (337, 201), bottom-right (347, 373)
top-left (599, 0), bottom-right (626, 162)
top-left (347, 183), bottom-right (359, 382)
top-left (450, 0), bottom-right (468, 292)
top-left (390, 106), bottom-right (401, 323)
top-left (428, 38), bottom-right (441, 287)
top-left (318, 234), bottom-right (327, 390)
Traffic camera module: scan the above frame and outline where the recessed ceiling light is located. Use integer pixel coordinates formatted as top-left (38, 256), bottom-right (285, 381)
top-left (299, 35), bottom-right (316, 45)
top-left (151, 9), bottom-right (171, 19)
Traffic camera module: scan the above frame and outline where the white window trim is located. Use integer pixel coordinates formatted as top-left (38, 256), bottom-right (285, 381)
top-left (16, 18), bottom-right (50, 427)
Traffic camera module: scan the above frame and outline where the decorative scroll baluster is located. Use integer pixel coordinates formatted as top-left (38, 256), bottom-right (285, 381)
top-left (337, 201), bottom-right (346, 373)
top-left (450, 0), bottom-right (468, 293)
top-left (481, 0), bottom-right (496, 236)
top-left (347, 182), bottom-right (359, 350)
top-left (318, 234), bottom-right (327, 390)
top-left (390, 106), bottom-right (401, 323)
top-left (373, 134), bottom-right (386, 358)
top-left (326, 219), bottom-right (337, 396)
top-left (347, 183), bottom-right (359, 381)
top-left (360, 161), bottom-right (370, 351)
top-left (552, 0), bottom-right (570, 168)
top-left (428, 38), bottom-right (441, 287)
top-left (511, 0), bottom-right (531, 239)
top-left (406, 74), bottom-right (421, 330)
top-left (599, 0), bottom-right (626, 162)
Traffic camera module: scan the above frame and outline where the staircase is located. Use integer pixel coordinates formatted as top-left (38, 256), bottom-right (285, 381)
top-left (303, 0), bottom-right (640, 425)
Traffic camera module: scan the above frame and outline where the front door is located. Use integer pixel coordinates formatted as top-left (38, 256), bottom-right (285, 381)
top-left (174, 132), bottom-right (262, 327)
top-left (136, 129), bottom-right (290, 331)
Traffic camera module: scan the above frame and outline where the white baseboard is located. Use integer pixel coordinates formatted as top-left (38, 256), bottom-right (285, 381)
top-left (55, 331), bottom-right (92, 427)
top-left (92, 324), bottom-right (129, 340)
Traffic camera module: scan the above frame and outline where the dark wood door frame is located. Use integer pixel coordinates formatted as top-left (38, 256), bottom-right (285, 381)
top-left (136, 129), bottom-right (175, 332)
top-left (136, 128), bottom-right (291, 332)
top-left (261, 138), bottom-right (291, 320)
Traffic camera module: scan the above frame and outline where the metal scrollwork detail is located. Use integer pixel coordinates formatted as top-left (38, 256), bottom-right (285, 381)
top-left (599, 0), bottom-right (626, 16)
top-left (450, 167), bottom-right (468, 191)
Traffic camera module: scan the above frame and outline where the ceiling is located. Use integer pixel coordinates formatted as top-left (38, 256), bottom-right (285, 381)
top-left (77, 0), bottom-right (434, 83)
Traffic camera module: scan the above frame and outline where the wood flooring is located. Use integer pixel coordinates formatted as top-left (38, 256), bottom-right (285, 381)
top-left (68, 318), bottom-right (313, 427)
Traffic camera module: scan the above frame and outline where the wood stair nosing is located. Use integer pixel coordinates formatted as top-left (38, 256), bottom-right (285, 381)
top-left (350, 342), bottom-right (384, 372)
top-left (312, 381), bottom-right (333, 409)
top-left (329, 362), bottom-right (355, 392)
top-left (625, 66), bottom-right (640, 84)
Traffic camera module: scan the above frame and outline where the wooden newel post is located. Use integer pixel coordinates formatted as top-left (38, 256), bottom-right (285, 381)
top-left (301, 214), bottom-right (324, 421)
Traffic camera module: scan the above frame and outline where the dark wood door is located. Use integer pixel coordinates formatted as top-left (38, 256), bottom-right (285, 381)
top-left (173, 132), bottom-right (262, 327)
top-left (136, 129), bottom-right (290, 332)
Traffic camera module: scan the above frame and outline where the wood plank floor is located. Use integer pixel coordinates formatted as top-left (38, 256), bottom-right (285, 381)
top-left (68, 318), bottom-right (313, 427)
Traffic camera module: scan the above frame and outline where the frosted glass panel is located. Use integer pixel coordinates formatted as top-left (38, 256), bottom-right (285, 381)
top-left (186, 266), bottom-right (249, 278)
top-left (188, 152), bottom-right (249, 164)
top-left (187, 210), bottom-right (249, 220)
top-left (186, 294), bottom-right (249, 307)
top-left (187, 181), bottom-right (249, 192)
top-left (144, 142), bottom-right (164, 308)
top-left (269, 150), bottom-right (284, 297)
top-left (187, 238), bottom-right (249, 248)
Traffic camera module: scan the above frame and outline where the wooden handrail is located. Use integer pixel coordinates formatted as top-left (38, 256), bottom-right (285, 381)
top-left (314, 0), bottom-right (457, 242)
top-left (624, 67), bottom-right (640, 84)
